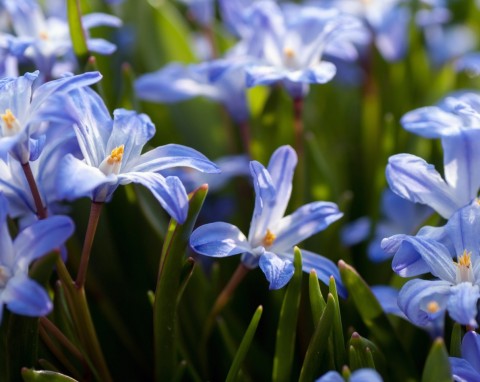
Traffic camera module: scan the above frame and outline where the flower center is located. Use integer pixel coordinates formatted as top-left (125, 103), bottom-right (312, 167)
top-left (1, 109), bottom-right (21, 136)
top-left (283, 47), bottom-right (298, 69)
top-left (426, 301), bottom-right (440, 314)
top-left (0, 265), bottom-right (12, 288)
top-left (99, 144), bottom-right (124, 175)
top-left (455, 250), bottom-right (475, 284)
top-left (262, 229), bottom-right (276, 248)
top-left (39, 31), bottom-right (49, 40)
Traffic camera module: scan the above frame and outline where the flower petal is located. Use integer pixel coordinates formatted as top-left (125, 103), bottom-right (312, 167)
top-left (272, 201), bottom-right (343, 252)
top-left (245, 64), bottom-right (286, 87)
top-left (296, 248), bottom-right (346, 298)
top-left (259, 251), bottom-right (294, 290)
top-left (13, 215), bottom-right (74, 271)
top-left (128, 143), bottom-right (220, 174)
top-left (3, 274), bottom-right (52, 317)
top-left (285, 62), bottom-right (336, 84)
top-left (448, 283), bottom-right (480, 328)
top-left (371, 286), bottom-right (406, 319)
top-left (462, 331), bottom-right (480, 373)
top-left (190, 222), bottom-right (251, 257)
top-left (386, 153), bottom-right (461, 219)
top-left (450, 357), bottom-right (480, 382)
top-left (401, 106), bottom-right (462, 138)
top-left (119, 172), bottom-right (188, 224)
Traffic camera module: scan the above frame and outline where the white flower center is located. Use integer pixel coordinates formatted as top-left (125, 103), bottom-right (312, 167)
top-left (99, 145), bottom-right (124, 175)
top-left (1, 109), bottom-right (21, 137)
top-left (455, 250), bottom-right (475, 284)
top-left (283, 47), bottom-right (299, 69)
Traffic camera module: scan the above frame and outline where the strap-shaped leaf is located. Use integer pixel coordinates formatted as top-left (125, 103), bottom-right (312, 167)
top-left (421, 338), bottom-right (452, 382)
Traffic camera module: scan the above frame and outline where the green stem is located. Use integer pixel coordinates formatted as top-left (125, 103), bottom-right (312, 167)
top-left (21, 162), bottom-right (47, 219)
top-left (293, 97), bottom-right (306, 206)
top-left (76, 201), bottom-right (103, 289)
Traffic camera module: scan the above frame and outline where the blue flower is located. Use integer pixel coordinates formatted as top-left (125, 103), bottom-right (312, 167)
top-left (135, 58), bottom-right (251, 124)
top-left (56, 87), bottom-right (220, 224)
top-left (315, 368), bottom-right (383, 382)
top-left (450, 331), bottom-right (480, 382)
top-left (240, 1), bottom-right (360, 98)
top-left (382, 202), bottom-right (480, 328)
top-left (3, 0), bottom-right (121, 78)
top-left (0, 192), bottom-right (74, 322)
top-left (190, 145), bottom-right (345, 293)
top-left (0, 70), bottom-right (101, 163)
top-left (388, 91), bottom-right (480, 219)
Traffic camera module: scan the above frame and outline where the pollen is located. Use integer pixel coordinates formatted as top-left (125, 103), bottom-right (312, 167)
top-left (1, 109), bottom-right (16, 129)
top-left (426, 301), bottom-right (440, 314)
top-left (262, 229), bottom-right (276, 247)
top-left (284, 47), bottom-right (295, 59)
top-left (39, 31), bottom-right (49, 40)
top-left (107, 145), bottom-right (124, 165)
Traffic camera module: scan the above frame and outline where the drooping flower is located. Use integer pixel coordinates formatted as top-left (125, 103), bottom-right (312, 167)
top-left (450, 331), bottom-right (480, 382)
top-left (382, 201), bottom-right (480, 328)
top-left (190, 145), bottom-right (345, 293)
top-left (0, 70), bottom-right (101, 163)
top-left (0, 192), bottom-right (74, 322)
top-left (387, 91), bottom-right (480, 219)
top-left (56, 86), bottom-right (220, 224)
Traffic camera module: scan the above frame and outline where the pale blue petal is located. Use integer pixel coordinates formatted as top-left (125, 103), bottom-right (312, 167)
top-left (398, 279), bottom-right (451, 327)
top-left (462, 331), bottom-right (480, 373)
top-left (128, 144), bottom-right (220, 174)
top-left (386, 153), bottom-right (461, 219)
top-left (56, 154), bottom-right (112, 200)
top-left (0, 71), bottom-right (38, 123)
top-left (371, 285), bottom-right (406, 319)
top-left (272, 201), bottom-right (343, 252)
top-left (247, 160), bottom-right (276, 245)
top-left (3, 274), bottom-right (52, 317)
top-left (266, 145), bottom-right (297, 226)
top-left (109, 109), bottom-right (155, 167)
top-left (341, 216), bottom-right (371, 246)
top-left (446, 203), bottom-right (480, 260)
top-left (82, 13), bottom-right (122, 29)
top-left (87, 38), bottom-right (117, 55)
top-left (259, 251), bottom-right (294, 290)
top-left (442, 131), bottom-right (480, 205)
top-left (13, 215), bottom-right (74, 271)
top-left (450, 357), bottom-right (480, 382)
top-left (448, 283), bottom-right (480, 328)
top-left (401, 106), bottom-right (462, 138)
top-left (298, 248), bottom-right (346, 298)
top-left (315, 371), bottom-right (344, 382)
top-left (190, 222), bottom-right (251, 257)
top-left (0, 193), bottom-right (15, 267)
top-left (118, 172), bottom-right (188, 223)
top-left (350, 369), bottom-right (384, 382)
top-left (245, 64), bottom-right (286, 87)
top-left (285, 62), bottom-right (336, 84)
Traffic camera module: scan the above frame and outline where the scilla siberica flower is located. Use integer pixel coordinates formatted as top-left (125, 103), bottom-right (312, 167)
top-left (56, 86), bottom-right (220, 224)
top-left (316, 368), bottom-right (383, 382)
top-left (450, 331), bottom-right (480, 382)
top-left (190, 145), bottom-right (345, 293)
top-left (0, 192), bottom-right (74, 322)
top-left (387, 91), bottom-right (480, 219)
top-left (0, 70), bottom-right (101, 163)
top-left (382, 201), bottom-right (480, 329)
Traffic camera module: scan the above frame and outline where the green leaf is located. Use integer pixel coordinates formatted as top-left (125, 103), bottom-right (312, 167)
top-left (66, 0), bottom-right (89, 66)
top-left (272, 247), bottom-right (303, 382)
top-left (329, 277), bottom-right (346, 370)
top-left (154, 185), bottom-right (209, 382)
top-left (338, 260), bottom-right (417, 382)
top-left (421, 338), bottom-right (452, 382)
top-left (29, 252), bottom-right (57, 285)
top-left (348, 332), bottom-right (377, 370)
top-left (299, 293), bottom-right (335, 382)
top-left (308, 270), bottom-right (326, 326)
top-left (21, 369), bottom-right (78, 382)
top-left (225, 305), bottom-right (263, 382)
top-left (450, 324), bottom-right (463, 358)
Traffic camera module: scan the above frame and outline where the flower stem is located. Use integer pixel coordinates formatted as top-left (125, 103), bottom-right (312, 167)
top-left (238, 120), bottom-right (252, 157)
top-left (21, 162), bottom-right (47, 219)
top-left (203, 25), bottom-right (218, 59)
top-left (76, 201), bottom-right (103, 289)
top-left (200, 263), bottom-right (249, 374)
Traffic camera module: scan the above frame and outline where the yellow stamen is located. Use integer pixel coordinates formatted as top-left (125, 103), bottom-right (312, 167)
top-left (284, 47), bottom-right (295, 59)
top-left (262, 229), bottom-right (276, 247)
top-left (1, 109), bottom-right (16, 129)
top-left (456, 250), bottom-right (472, 268)
top-left (426, 301), bottom-right (440, 314)
top-left (39, 31), bottom-right (49, 40)
top-left (107, 145), bottom-right (124, 165)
